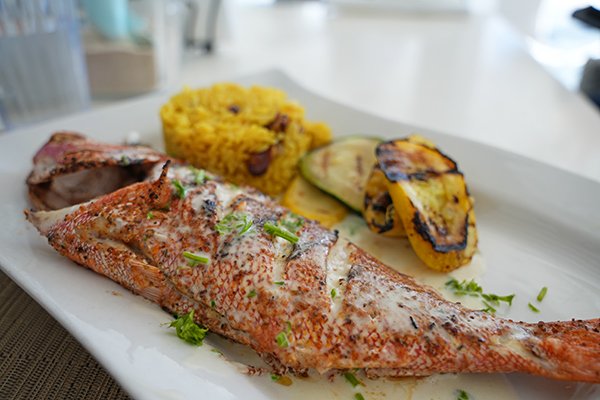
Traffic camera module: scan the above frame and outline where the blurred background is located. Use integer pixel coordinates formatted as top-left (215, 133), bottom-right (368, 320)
top-left (1, 0), bottom-right (599, 132)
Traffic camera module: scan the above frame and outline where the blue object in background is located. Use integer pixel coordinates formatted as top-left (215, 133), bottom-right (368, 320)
top-left (81, 0), bottom-right (129, 40)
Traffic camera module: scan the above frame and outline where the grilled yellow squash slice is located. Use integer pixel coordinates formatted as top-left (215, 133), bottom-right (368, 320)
top-left (363, 166), bottom-right (405, 237)
top-left (376, 139), bottom-right (478, 271)
top-left (281, 175), bottom-right (349, 228)
top-left (362, 135), bottom-right (434, 237)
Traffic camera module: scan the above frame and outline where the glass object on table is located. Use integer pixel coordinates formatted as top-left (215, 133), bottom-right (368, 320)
top-left (81, 0), bottom-right (184, 99)
top-left (0, 0), bottom-right (90, 131)
top-left (182, 0), bottom-right (221, 53)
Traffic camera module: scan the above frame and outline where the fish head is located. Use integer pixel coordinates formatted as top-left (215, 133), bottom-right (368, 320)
top-left (27, 132), bottom-right (171, 211)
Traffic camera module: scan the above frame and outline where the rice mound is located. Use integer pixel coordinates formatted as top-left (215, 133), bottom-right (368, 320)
top-left (160, 83), bottom-right (332, 195)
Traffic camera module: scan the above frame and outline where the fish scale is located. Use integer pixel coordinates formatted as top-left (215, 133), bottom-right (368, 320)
top-left (24, 132), bottom-right (600, 383)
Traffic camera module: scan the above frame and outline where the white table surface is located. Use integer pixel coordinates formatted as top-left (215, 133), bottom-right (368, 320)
top-left (174, 0), bottom-right (600, 184)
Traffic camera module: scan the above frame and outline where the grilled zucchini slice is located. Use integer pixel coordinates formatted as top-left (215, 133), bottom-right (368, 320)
top-left (299, 136), bottom-right (381, 212)
top-left (377, 139), bottom-right (478, 271)
top-left (281, 175), bottom-right (348, 228)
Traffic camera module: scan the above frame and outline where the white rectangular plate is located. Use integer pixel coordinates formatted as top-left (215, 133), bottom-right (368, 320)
top-left (0, 70), bottom-right (598, 400)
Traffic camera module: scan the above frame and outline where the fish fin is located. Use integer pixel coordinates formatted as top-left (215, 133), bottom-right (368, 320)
top-left (149, 161), bottom-right (172, 210)
top-left (86, 240), bottom-right (168, 302)
top-left (129, 258), bottom-right (167, 302)
top-left (134, 263), bottom-right (166, 303)
top-left (139, 286), bottom-right (162, 303)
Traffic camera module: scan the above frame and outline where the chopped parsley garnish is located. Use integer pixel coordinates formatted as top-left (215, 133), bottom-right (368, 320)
top-left (146, 211), bottom-right (154, 220)
top-left (537, 286), bottom-right (548, 302)
top-left (210, 300), bottom-right (216, 308)
top-left (247, 289), bottom-right (257, 298)
top-left (482, 293), bottom-right (515, 306)
top-left (274, 281), bottom-right (285, 286)
top-left (331, 288), bottom-right (337, 299)
top-left (280, 213), bottom-right (304, 233)
top-left (264, 222), bottom-right (299, 244)
top-left (481, 301), bottom-right (496, 314)
top-left (189, 166), bottom-right (206, 185)
top-left (270, 374), bottom-right (281, 381)
top-left (215, 212), bottom-right (253, 236)
top-left (120, 155), bottom-right (131, 166)
top-left (355, 394), bottom-right (365, 400)
top-left (168, 310), bottom-right (208, 346)
top-left (172, 179), bottom-right (186, 199)
top-left (445, 278), bottom-right (514, 314)
top-left (344, 372), bottom-right (364, 388)
top-left (276, 331), bottom-right (289, 348)
top-left (275, 322), bottom-right (292, 348)
top-left (183, 251), bottom-right (209, 265)
top-left (456, 389), bottom-right (470, 400)
top-left (445, 278), bottom-right (482, 297)
top-left (528, 302), bottom-right (540, 313)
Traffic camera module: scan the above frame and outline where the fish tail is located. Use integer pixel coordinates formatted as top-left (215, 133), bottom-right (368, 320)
top-left (529, 318), bottom-right (600, 383)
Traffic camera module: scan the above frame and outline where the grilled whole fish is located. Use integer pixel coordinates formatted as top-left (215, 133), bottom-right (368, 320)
top-left (26, 133), bottom-right (600, 383)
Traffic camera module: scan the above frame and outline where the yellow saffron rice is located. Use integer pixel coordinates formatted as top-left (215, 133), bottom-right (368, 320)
top-left (160, 83), bottom-right (332, 195)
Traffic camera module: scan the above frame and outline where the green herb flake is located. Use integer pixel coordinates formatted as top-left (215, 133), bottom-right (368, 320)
top-left (482, 293), bottom-right (515, 306)
top-left (343, 372), bottom-right (364, 388)
top-left (331, 288), bottom-right (337, 299)
top-left (215, 212), bottom-right (253, 236)
top-left (355, 394), bottom-right (366, 400)
top-left (183, 251), bottom-right (210, 265)
top-left (456, 389), bottom-right (470, 400)
top-left (446, 278), bottom-right (514, 312)
top-left (274, 281), bottom-right (285, 286)
top-left (168, 310), bottom-right (208, 346)
top-left (275, 331), bottom-right (289, 348)
top-left (146, 211), bottom-right (154, 220)
top-left (211, 348), bottom-right (223, 355)
top-left (247, 289), bottom-right (257, 298)
top-left (537, 286), bottom-right (548, 302)
top-left (280, 213), bottom-right (304, 233)
top-left (210, 300), bottom-right (216, 309)
top-left (528, 302), bottom-right (540, 313)
top-left (189, 166), bottom-right (207, 185)
top-left (446, 278), bottom-right (483, 297)
top-left (481, 300), bottom-right (497, 314)
top-left (264, 222), bottom-right (299, 244)
top-left (172, 179), bottom-right (186, 199)
top-left (270, 374), bottom-right (281, 381)
top-left (120, 155), bottom-right (131, 166)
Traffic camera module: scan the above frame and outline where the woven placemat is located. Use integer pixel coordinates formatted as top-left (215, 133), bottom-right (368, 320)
top-left (0, 270), bottom-right (131, 400)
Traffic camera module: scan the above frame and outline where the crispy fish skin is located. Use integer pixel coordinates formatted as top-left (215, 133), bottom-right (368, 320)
top-left (25, 134), bottom-right (600, 383)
